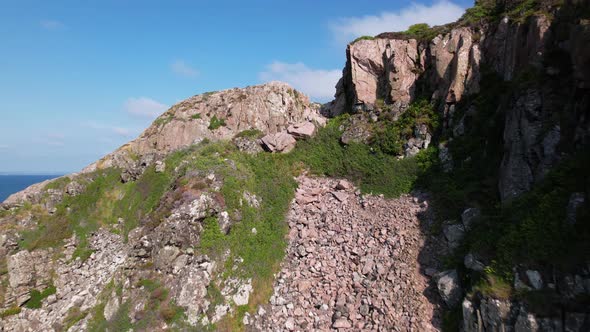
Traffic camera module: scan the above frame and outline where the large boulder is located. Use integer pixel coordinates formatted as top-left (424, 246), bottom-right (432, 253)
top-left (287, 121), bottom-right (316, 139)
top-left (435, 269), bottom-right (462, 307)
top-left (260, 132), bottom-right (297, 153)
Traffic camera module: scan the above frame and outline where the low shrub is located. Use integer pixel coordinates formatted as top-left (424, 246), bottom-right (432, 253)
top-left (208, 115), bottom-right (226, 130)
top-left (26, 284), bottom-right (57, 309)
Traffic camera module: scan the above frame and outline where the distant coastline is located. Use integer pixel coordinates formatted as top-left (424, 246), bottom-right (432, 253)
top-left (0, 174), bottom-right (62, 202)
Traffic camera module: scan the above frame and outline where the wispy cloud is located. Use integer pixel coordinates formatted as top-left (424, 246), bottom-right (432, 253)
top-left (124, 97), bottom-right (169, 119)
top-left (40, 19), bottom-right (65, 30)
top-left (259, 62), bottom-right (341, 101)
top-left (83, 122), bottom-right (139, 138)
top-left (171, 60), bottom-right (199, 78)
top-left (329, 1), bottom-right (465, 44)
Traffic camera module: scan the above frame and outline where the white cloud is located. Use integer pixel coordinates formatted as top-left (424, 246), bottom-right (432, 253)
top-left (83, 122), bottom-right (139, 138)
top-left (259, 62), bottom-right (341, 101)
top-left (171, 60), bottom-right (199, 78)
top-left (40, 19), bottom-right (65, 30)
top-left (124, 97), bottom-right (169, 119)
top-left (329, 1), bottom-right (465, 44)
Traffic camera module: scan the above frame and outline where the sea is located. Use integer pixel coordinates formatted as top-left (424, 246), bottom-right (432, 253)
top-left (0, 175), bottom-right (62, 202)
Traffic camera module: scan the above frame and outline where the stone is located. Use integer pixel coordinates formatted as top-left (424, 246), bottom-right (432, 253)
top-left (438, 143), bottom-right (453, 173)
top-left (335, 180), bottom-right (352, 191)
top-left (461, 208), bottom-right (481, 231)
top-left (261, 132), bottom-right (297, 153)
top-left (65, 180), bottom-right (84, 196)
top-left (525, 270), bottom-right (543, 290)
top-left (285, 317), bottom-right (296, 330)
top-left (332, 191), bottom-right (349, 203)
top-left (435, 270), bottom-right (461, 307)
top-left (287, 121), bottom-right (316, 139)
top-left (567, 193), bottom-right (585, 224)
top-left (443, 222), bottom-right (465, 250)
top-left (332, 317), bottom-right (353, 329)
top-left (233, 279), bottom-right (253, 306)
top-left (233, 137), bottom-right (264, 154)
top-left (464, 253), bottom-right (485, 272)
top-left (155, 160), bottom-right (166, 173)
top-left (218, 211), bottom-right (232, 234)
top-left (103, 295), bottom-right (121, 321)
top-left (515, 307), bottom-right (539, 332)
top-left (212, 304), bottom-right (230, 323)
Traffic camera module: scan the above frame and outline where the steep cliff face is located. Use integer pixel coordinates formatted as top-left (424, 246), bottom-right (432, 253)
top-left (326, 2), bottom-right (590, 331)
top-left (330, 6), bottom-right (589, 203)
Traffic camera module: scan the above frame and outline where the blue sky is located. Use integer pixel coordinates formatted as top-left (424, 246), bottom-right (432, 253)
top-left (0, 0), bottom-right (472, 174)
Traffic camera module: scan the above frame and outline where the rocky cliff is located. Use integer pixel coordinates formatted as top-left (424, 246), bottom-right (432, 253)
top-left (324, 0), bottom-right (590, 330)
top-left (1, 1), bottom-right (589, 331)
top-left (328, 0), bottom-right (589, 203)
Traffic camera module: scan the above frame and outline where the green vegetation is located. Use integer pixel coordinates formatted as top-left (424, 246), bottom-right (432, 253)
top-left (20, 158), bottom-right (181, 259)
top-left (471, 271), bottom-right (513, 299)
top-left (26, 284), bottom-right (57, 309)
top-left (462, 0), bottom-right (499, 24)
top-left (63, 307), bottom-right (88, 330)
top-left (402, 23), bottom-right (443, 41)
top-left (286, 116), bottom-right (426, 198)
top-left (351, 35), bottom-right (375, 44)
top-left (44, 176), bottom-right (71, 191)
top-left (208, 115), bottom-right (226, 130)
top-left (153, 114), bottom-right (174, 127)
top-left (235, 129), bottom-right (264, 139)
top-left (87, 280), bottom-right (184, 331)
top-left (372, 99), bottom-right (439, 156)
top-left (88, 301), bottom-right (133, 332)
top-left (460, 0), bottom-right (566, 25)
top-left (191, 113), bottom-right (202, 120)
top-left (0, 306), bottom-right (21, 318)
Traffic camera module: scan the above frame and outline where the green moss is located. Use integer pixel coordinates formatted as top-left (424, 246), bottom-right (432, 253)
top-left (0, 306), bottom-right (21, 318)
top-left (208, 115), bottom-right (226, 130)
top-left (26, 284), bottom-right (57, 309)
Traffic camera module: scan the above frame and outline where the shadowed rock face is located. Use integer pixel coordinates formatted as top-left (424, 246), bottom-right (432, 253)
top-left (84, 81), bottom-right (324, 173)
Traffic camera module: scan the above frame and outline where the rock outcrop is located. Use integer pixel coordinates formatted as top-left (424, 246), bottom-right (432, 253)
top-left (83, 81), bottom-right (323, 173)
